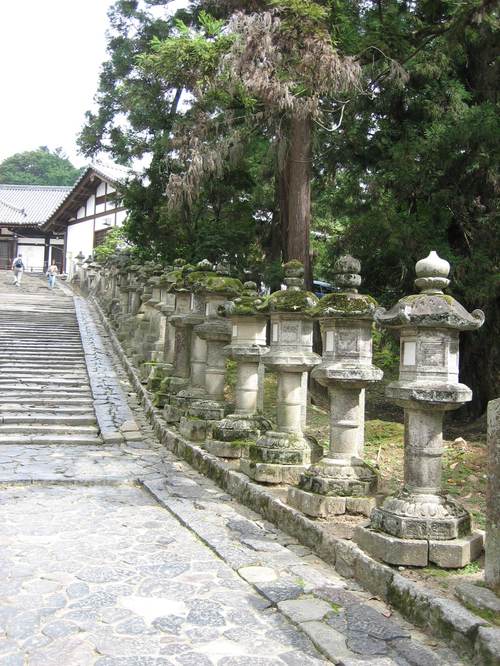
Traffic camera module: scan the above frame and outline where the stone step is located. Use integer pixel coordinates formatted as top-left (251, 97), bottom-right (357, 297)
top-left (0, 403), bottom-right (94, 412)
top-left (0, 414), bottom-right (97, 426)
top-left (0, 423), bottom-right (98, 434)
top-left (0, 330), bottom-right (80, 335)
top-left (0, 343), bottom-right (83, 349)
top-left (0, 385), bottom-right (92, 394)
top-left (0, 397), bottom-right (94, 406)
top-left (0, 372), bottom-right (88, 381)
top-left (0, 331), bottom-right (81, 336)
top-left (0, 378), bottom-right (90, 387)
top-left (0, 326), bottom-right (80, 331)
top-left (0, 434), bottom-right (102, 446)
top-left (0, 352), bottom-right (84, 358)
top-left (0, 348), bottom-right (83, 352)
top-left (0, 363), bottom-right (85, 369)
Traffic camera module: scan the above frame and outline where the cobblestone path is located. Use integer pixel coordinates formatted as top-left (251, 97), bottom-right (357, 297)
top-left (0, 273), bottom-right (463, 665)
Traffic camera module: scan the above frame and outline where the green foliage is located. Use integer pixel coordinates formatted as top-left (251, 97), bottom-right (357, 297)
top-left (94, 227), bottom-right (131, 262)
top-left (80, 0), bottom-right (499, 414)
top-left (138, 11), bottom-right (232, 90)
top-left (269, 0), bottom-right (328, 22)
top-left (0, 147), bottom-right (82, 186)
top-left (372, 327), bottom-right (399, 373)
top-left (315, 0), bottom-right (499, 413)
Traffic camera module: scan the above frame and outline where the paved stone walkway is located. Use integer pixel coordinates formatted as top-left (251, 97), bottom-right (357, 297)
top-left (0, 273), bottom-right (464, 665)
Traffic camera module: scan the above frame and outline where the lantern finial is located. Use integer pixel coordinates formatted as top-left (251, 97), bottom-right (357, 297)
top-left (415, 251), bottom-right (450, 294)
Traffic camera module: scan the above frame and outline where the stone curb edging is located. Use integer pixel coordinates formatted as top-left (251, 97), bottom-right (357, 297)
top-left (90, 295), bottom-right (500, 666)
top-left (73, 295), bottom-right (141, 445)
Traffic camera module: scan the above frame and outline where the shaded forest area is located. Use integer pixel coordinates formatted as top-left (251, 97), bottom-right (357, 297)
top-left (78, 0), bottom-right (499, 417)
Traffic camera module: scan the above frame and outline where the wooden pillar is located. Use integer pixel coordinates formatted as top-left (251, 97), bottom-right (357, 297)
top-left (43, 237), bottom-right (50, 271)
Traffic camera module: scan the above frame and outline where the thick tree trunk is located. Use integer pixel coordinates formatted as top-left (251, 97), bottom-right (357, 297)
top-left (279, 115), bottom-right (313, 288)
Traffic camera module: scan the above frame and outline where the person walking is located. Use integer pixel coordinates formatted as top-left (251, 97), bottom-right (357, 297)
top-left (46, 261), bottom-right (59, 289)
top-left (12, 254), bottom-right (24, 287)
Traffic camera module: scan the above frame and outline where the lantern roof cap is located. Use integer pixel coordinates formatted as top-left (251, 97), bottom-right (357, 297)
top-left (257, 261), bottom-right (318, 314)
top-left (221, 281), bottom-right (266, 317)
top-left (375, 251), bottom-right (484, 331)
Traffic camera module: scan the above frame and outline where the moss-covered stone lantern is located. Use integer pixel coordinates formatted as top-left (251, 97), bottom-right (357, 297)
top-left (355, 251), bottom-right (485, 567)
top-left (240, 260), bottom-right (321, 484)
top-left (168, 259), bottom-right (222, 425)
top-left (151, 266), bottom-right (175, 365)
top-left (288, 256), bottom-right (383, 517)
top-left (178, 263), bottom-right (243, 441)
top-left (207, 281), bottom-right (271, 457)
top-left (154, 261), bottom-right (197, 412)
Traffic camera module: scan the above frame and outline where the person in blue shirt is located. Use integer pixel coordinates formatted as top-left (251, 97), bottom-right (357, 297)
top-left (11, 254), bottom-right (24, 286)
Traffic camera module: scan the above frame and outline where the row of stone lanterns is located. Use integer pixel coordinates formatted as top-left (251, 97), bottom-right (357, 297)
top-left (91, 250), bottom-right (484, 568)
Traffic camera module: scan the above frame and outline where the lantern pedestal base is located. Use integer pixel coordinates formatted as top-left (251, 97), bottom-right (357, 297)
top-left (240, 431), bottom-right (322, 484)
top-left (179, 416), bottom-right (210, 443)
top-left (170, 387), bottom-right (207, 415)
top-left (354, 525), bottom-right (483, 568)
top-left (205, 413), bottom-right (272, 459)
top-left (204, 438), bottom-right (249, 458)
top-left (160, 376), bottom-right (189, 395)
top-left (145, 363), bottom-right (173, 389)
top-left (163, 403), bottom-right (182, 424)
top-left (240, 459), bottom-right (307, 485)
top-left (370, 491), bottom-right (471, 540)
top-left (213, 413), bottom-right (271, 442)
top-left (287, 487), bottom-right (376, 518)
top-left (188, 399), bottom-right (226, 421)
top-left (288, 458), bottom-right (377, 517)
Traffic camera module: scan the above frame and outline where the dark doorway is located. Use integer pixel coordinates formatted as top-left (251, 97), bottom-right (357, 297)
top-left (0, 240), bottom-right (13, 270)
top-left (51, 246), bottom-right (63, 272)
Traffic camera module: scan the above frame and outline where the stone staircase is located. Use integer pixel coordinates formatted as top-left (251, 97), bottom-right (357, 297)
top-left (0, 292), bottom-right (101, 445)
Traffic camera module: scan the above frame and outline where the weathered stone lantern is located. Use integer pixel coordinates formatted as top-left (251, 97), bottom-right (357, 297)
top-left (288, 256), bottom-right (383, 517)
top-left (179, 263), bottom-right (242, 441)
top-left (240, 261), bottom-right (321, 484)
top-left (207, 281), bottom-right (271, 457)
top-left (133, 265), bottom-right (174, 380)
top-left (156, 261), bottom-right (197, 411)
top-left (147, 261), bottom-right (185, 396)
top-left (355, 251), bottom-right (485, 567)
top-left (170, 260), bottom-right (222, 422)
top-left (142, 268), bottom-right (178, 386)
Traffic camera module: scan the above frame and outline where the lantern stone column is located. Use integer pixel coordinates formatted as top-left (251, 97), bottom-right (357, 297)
top-left (240, 261), bottom-right (321, 485)
top-left (355, 251), bottom-right (485, 568)
top-left (179, 264), bottom-right (242, 441)
top-left (206, 281), bottom-right (271, 457)
top-left (288, 256), bottom-right (383, 517)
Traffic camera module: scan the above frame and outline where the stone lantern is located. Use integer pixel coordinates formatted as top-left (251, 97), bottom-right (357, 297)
top-left (178, 263), bottom-right (242, 441)
top-left (147, 260), bottom-right (186, 398)
top-left (288, 256), bottom-right (383, 517)
top-left (207, 281), bottom-right (271, 457)
top-left (146, 268), bottom-right (177, 368)
top-left (155, 261), bottom-right (197, 411)
top-left (169, 260), bottom-right (224, 423)
top-left (355, 251), bottom-right (485, 567)
top-left (240, 261), bottom-right (321, 485)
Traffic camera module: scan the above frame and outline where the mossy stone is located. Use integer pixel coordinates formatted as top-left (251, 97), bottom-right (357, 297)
top-left (309, 292), bottom-right (378, 318)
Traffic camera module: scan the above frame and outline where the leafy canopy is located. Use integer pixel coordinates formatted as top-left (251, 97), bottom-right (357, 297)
top-left (0, 147), bottom-right (82, 186)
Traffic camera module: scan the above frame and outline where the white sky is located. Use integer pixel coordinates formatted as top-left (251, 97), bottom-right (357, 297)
top-left (0, 0), bottom-right (188, 168)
